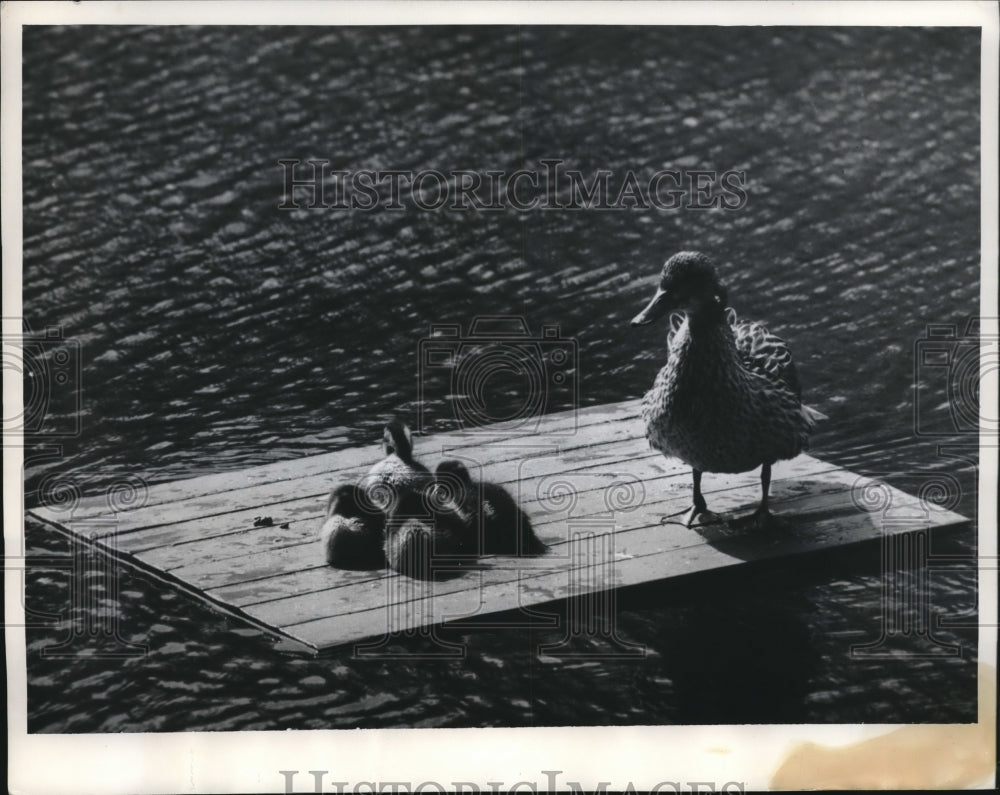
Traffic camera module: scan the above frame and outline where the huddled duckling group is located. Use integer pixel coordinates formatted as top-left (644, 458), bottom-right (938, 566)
top-left (320, 419), bottom-right (547, 579)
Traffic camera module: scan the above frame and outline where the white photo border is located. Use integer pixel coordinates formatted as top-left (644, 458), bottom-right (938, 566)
top-left (3, 2), bottom-right (997, 792)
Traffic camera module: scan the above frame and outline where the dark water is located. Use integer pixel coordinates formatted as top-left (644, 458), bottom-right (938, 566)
top-left (21, 26), bottom-right (981, 731)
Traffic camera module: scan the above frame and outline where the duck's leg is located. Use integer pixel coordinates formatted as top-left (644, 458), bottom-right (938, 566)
top-left (681, 469), bottom-right (710, 527)
top-left (659, 469), bottom-right (715, 526)
top-left (749, 462), bottom-right (772, 529)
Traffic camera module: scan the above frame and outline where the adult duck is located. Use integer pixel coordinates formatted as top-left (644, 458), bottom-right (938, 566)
top-left (360, 420), bottom-right (431, 511)
top-left (631, 251), bottom-right (825, 529)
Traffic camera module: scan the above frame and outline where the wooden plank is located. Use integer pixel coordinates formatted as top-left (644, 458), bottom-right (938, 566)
top-left (149, 454), bottom-right (840, 598)
top-left (69, 433), bottom-right (658, 555)
top-left (72, 434), bottom-right (835, 562)
top-left (243, 473), bottom-right (874, 626)
top-left (286, 484), bottom-right (966, 650)
top-left (36, 399), bottom-right (642, 522)
top-left (200, 458), bottom-right (875, 616)
top-left (137, 515), bottom-right (325, 572)
top-left (32, 417), bottom-right (648, 541)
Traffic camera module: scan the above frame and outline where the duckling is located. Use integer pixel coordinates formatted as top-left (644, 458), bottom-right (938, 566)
top-left (434, 460), bottom-right (547, 556)
top-left (319, 483), bottom-right (387, 570)
top-left (360, 419), bottom-right (432, 511)
top-left (383, 482), bottom-right (470, 580)
top-left (631, 251), bottom-right (826, 529)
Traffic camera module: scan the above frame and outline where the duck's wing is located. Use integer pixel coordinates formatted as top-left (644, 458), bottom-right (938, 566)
top-left (731, 313), bottom-right (802, 398)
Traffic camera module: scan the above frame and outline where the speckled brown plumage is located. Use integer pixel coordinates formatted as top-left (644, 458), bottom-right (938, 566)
top-left (640, 312), bottom-right (815, 473)
top-left (632, 251), bottom-right (824, 527)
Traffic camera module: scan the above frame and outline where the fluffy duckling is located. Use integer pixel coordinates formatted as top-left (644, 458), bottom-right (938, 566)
top-left (319, 483), bottom-right (387, 570)
top-left (361, 420), bottom-right (431, 511)
top-left (434, 460), bottom-right (547, 556)
top-left (383, 482), bottom-right (471, 580)
top-left (631, 251), bottom-right (826, 529)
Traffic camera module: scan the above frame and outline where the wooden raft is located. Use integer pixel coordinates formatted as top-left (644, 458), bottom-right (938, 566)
top-left (27, 400), bottom-right (969, 654)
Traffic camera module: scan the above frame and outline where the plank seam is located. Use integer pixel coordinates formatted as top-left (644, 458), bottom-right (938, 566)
top-left (212, 477), bottom-right (922, 609)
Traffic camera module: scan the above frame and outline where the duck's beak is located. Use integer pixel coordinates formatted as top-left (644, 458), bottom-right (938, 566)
top-left (631, 287), bottom-right (671, 326)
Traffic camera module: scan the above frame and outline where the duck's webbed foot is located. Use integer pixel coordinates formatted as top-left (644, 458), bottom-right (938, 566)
top-left (661, 496), bottom-right (716, 527)
top-left (660, 469), bottom-right (715, 527)
top-left (681, 499), bottom-right (714, 527)
top-left (742, 463), bottom-right (778, 531)
top-left (658, 506), bottom-right (717, 526)
top-left (741, 502), bottom-right (784, 531)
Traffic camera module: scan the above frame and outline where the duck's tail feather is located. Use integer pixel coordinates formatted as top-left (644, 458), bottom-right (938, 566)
top-left (801, 404), bottom-right (828, 428)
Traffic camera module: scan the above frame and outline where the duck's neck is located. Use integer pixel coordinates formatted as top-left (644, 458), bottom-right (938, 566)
top-left (384, 424), bottom-right (414, 463)
top-left (671, 309), bottom-right (738, 374)
top-left (387, 445), bottom-right (413, 464)
top-left (688, 297), bottom-right (727, 329)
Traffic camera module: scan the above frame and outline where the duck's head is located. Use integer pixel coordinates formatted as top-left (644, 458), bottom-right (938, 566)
top-left (434, 458), bottom-right (472, 483)
top-left (382, 420), bottom-right (414, 461)
top-left (328, 483), bottom-right (365, 518)
top-left (435, 459), bottom-right (473, 487)
top-left (433, 459), bottom-right (473, 505)
top-left (630, 251), bottom-right (727, 325)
